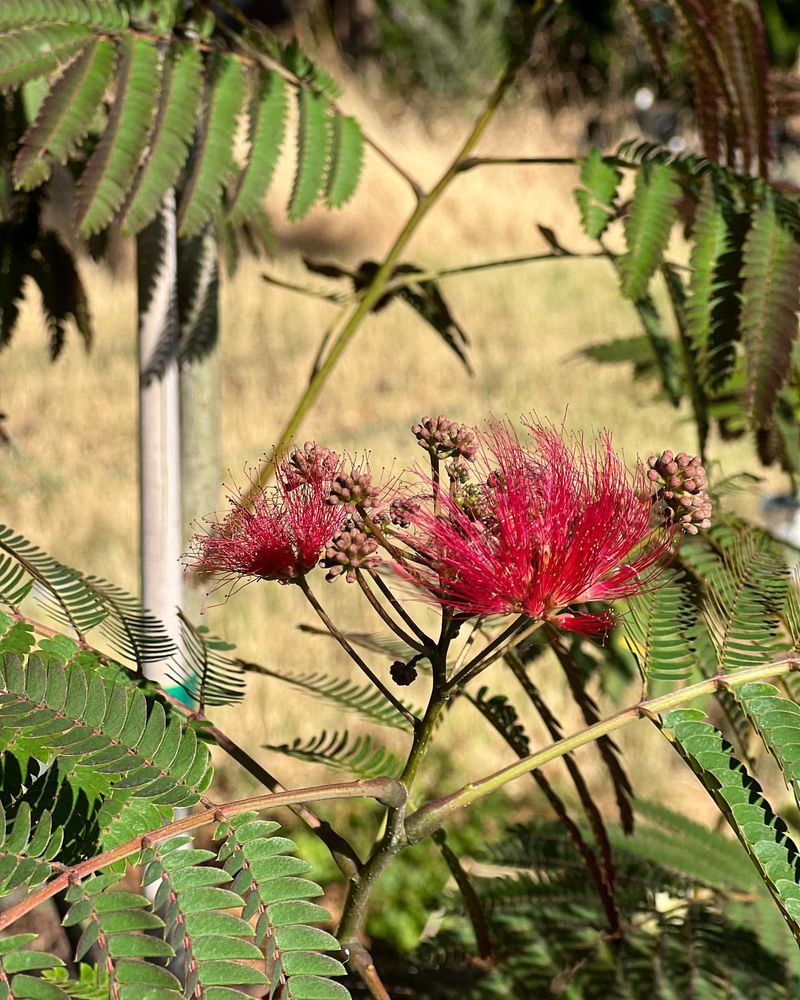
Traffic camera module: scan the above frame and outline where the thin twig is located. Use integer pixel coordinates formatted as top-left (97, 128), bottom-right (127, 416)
top-left (447, 615), bottom-right (533, 689)
top-left (355, 570), bottom-right (427, 652)
top-left (297, 577), bottom-right (420, 729)
top-left (406, 658), bottom-right (800, 841)
top-left (369, 570), bottom-right (432, 645)
top-left (261, 271), bottom-right (349, 303)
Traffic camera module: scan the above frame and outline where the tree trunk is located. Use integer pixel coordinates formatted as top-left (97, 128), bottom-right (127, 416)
top-left (136, 189), bottom-right (182, 686)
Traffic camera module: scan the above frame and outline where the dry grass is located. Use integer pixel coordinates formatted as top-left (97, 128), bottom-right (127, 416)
top-left (1, 76), bottom-right (782, 823)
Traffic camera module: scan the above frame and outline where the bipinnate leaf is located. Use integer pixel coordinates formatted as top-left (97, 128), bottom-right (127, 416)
top-left (121, 43), bottom-right (203, 236)
top-left (0, 651), bottom-right (212, 813)
top-left (738, 682), bottom-right (800, 814)
top-left (574, 147), bottom-right (622, 240)
top-left (325, 112), bottom-right (363, 209)
top-left (178, 53), bottom-right (246, 237)
top-left (0, 800), bottom-right (63, 895)
top-left (288, 88), bottom-right (330, 221)
top-left (228, 69), bottom-right (287, 226)
top-left (740, 196), bottom-right (800, 427)
top-left (14, 38), bottom-right (115, 190)
top-left (0, 936), bottom-right (68, 999)
top-left (662, 707), bottom-right (800, 942)
top-left (64, 874), bottom-right (179, 998)
top-left (618, 161), bottom-right (681, 299)
top-left (76, 34), bottom-right (160, 236)
top-left (240, 661), bottom-right (416, 730)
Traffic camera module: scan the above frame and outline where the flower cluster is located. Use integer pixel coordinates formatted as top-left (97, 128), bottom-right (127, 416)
top-left (188, 419), bottom-right (709, 639)
top-left (189, 445), bottom-right (346, 584)
top-left (394, 422), bottom-right (676, 634)
top-left (412, 416), bottom-right (479, 461)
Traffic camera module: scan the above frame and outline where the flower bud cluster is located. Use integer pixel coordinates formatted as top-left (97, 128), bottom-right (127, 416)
top-left (328, 468), bottom-right (380, 511)
top-left (389, 659), bottom-right (418, 686)
top-left (281, 442), bottom-right (339, 490)
top-left (412, 416), bottom-right (478, 461)
top-left (390, 496), bottom-right (421, 527)
top-left (647, 450), bottom-right (712, 535)
top-left (323, 519), bottom-right (381, 583)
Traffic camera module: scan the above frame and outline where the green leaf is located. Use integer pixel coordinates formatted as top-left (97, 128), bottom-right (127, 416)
top-left (76, 35), bottom-right (160, 236)
top-left (267, 729), bottom-right (401, 780)
top-left (288, 88), bottom-right (330, 221)
top-left (685, 177), bottom-right (744, 391)
top-left (740, 195), bottom-right (800, 427)
top-left (245, 662), bottom-right (415, 730)
top-left (325, 112), bottom-right (363, 209)
top-left (0, 26), bottom-right (92, 93)
top-left (228, 69), bottom-right (287, 226)
top-left (178, 54), bottom-right (246, 237)
top-left (623, 569), bottom-right (698, 685)
top-left (121, 43), bottom-right (202, 236)
top-left (662, 707), bottom-right (800, 942)
top-left (573, 147), bottom-right (622, 240)
top-left (618, 161), bottom-right (681, 299)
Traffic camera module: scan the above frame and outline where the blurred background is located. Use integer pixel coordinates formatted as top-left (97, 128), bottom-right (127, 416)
top-left (4, 0), bottom-right (800, 949)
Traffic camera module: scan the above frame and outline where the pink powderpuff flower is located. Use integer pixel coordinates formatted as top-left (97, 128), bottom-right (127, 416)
top-left (394, 422), bottom-right (673, 634)
top-left (189, 446), bottom-right (346, 584)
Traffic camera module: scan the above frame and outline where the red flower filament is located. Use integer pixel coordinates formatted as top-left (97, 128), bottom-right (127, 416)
top-left (190, 448), bottom-right (346, 584)
top-left (395, 423), bottom-right (672, 633)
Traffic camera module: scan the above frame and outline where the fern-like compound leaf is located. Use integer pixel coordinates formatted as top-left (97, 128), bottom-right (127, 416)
top-left (0, 24), bottom-right (91, 92)
top-left (120, 42), bottom-right (203, 236)
top-left (0, 801), bottom-right (64, 896)
top-left (700, 524), bottom-right (789, 674)
top-left (0, 2), bottom-right (128, 31)
top-left (631, 292), bottom-right (683, 406)
top-left (288, 88), bottom-right (330, 221)
top-left (622, 568), bottom-right (697, 686)
top-left (228, 69), bottom-right (287, 226)
top-left (77, 34), bottom-right (160, 236)
top-left (662, 707), bottom-right (800, 943)
top-left (240, 662), bottom-right (416, 730)
top-left (266, 729), bottom-right (402, 780)
top-left (213, 812), bottom-right (351, 999)
top-left (0, 651), bottom-right (212, 812)
top-left (685, 177), bottom-right (744, 391)
top-left (169, 611), bottom-right (244, 709)
top-left (178, 53), bottom-right (246, 237)
top-left (14, 38), bottom-right (115, 189)
top-left (740, 195), bottom-right (800, 427)
top-left (140, 835), bottom-right (263, 998)
top-left (325, 112), bottom-right (364, 209)
top-left (29, 229), bottom-right (93, 358)
top-left (573, 146), bottom-right (622, 240)
top-left (618, 161), bottom-right (681, 299)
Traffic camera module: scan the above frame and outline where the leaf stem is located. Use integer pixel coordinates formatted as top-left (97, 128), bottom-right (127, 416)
top-left (0, 778), bottom-right (404, 934)
top-left (406, 657), bottom-right (800, 842)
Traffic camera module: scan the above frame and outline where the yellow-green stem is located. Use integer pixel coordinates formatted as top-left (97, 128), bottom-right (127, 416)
top-left (252, 1), bottom-right (554, 490)
top-left (405, 657), bottom-right (799, 842)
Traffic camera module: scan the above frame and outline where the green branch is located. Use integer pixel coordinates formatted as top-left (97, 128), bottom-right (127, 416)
top-left (252, 0), bottom-right (556, 488)
top-left (405, 658), bottom-right (799, 842)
